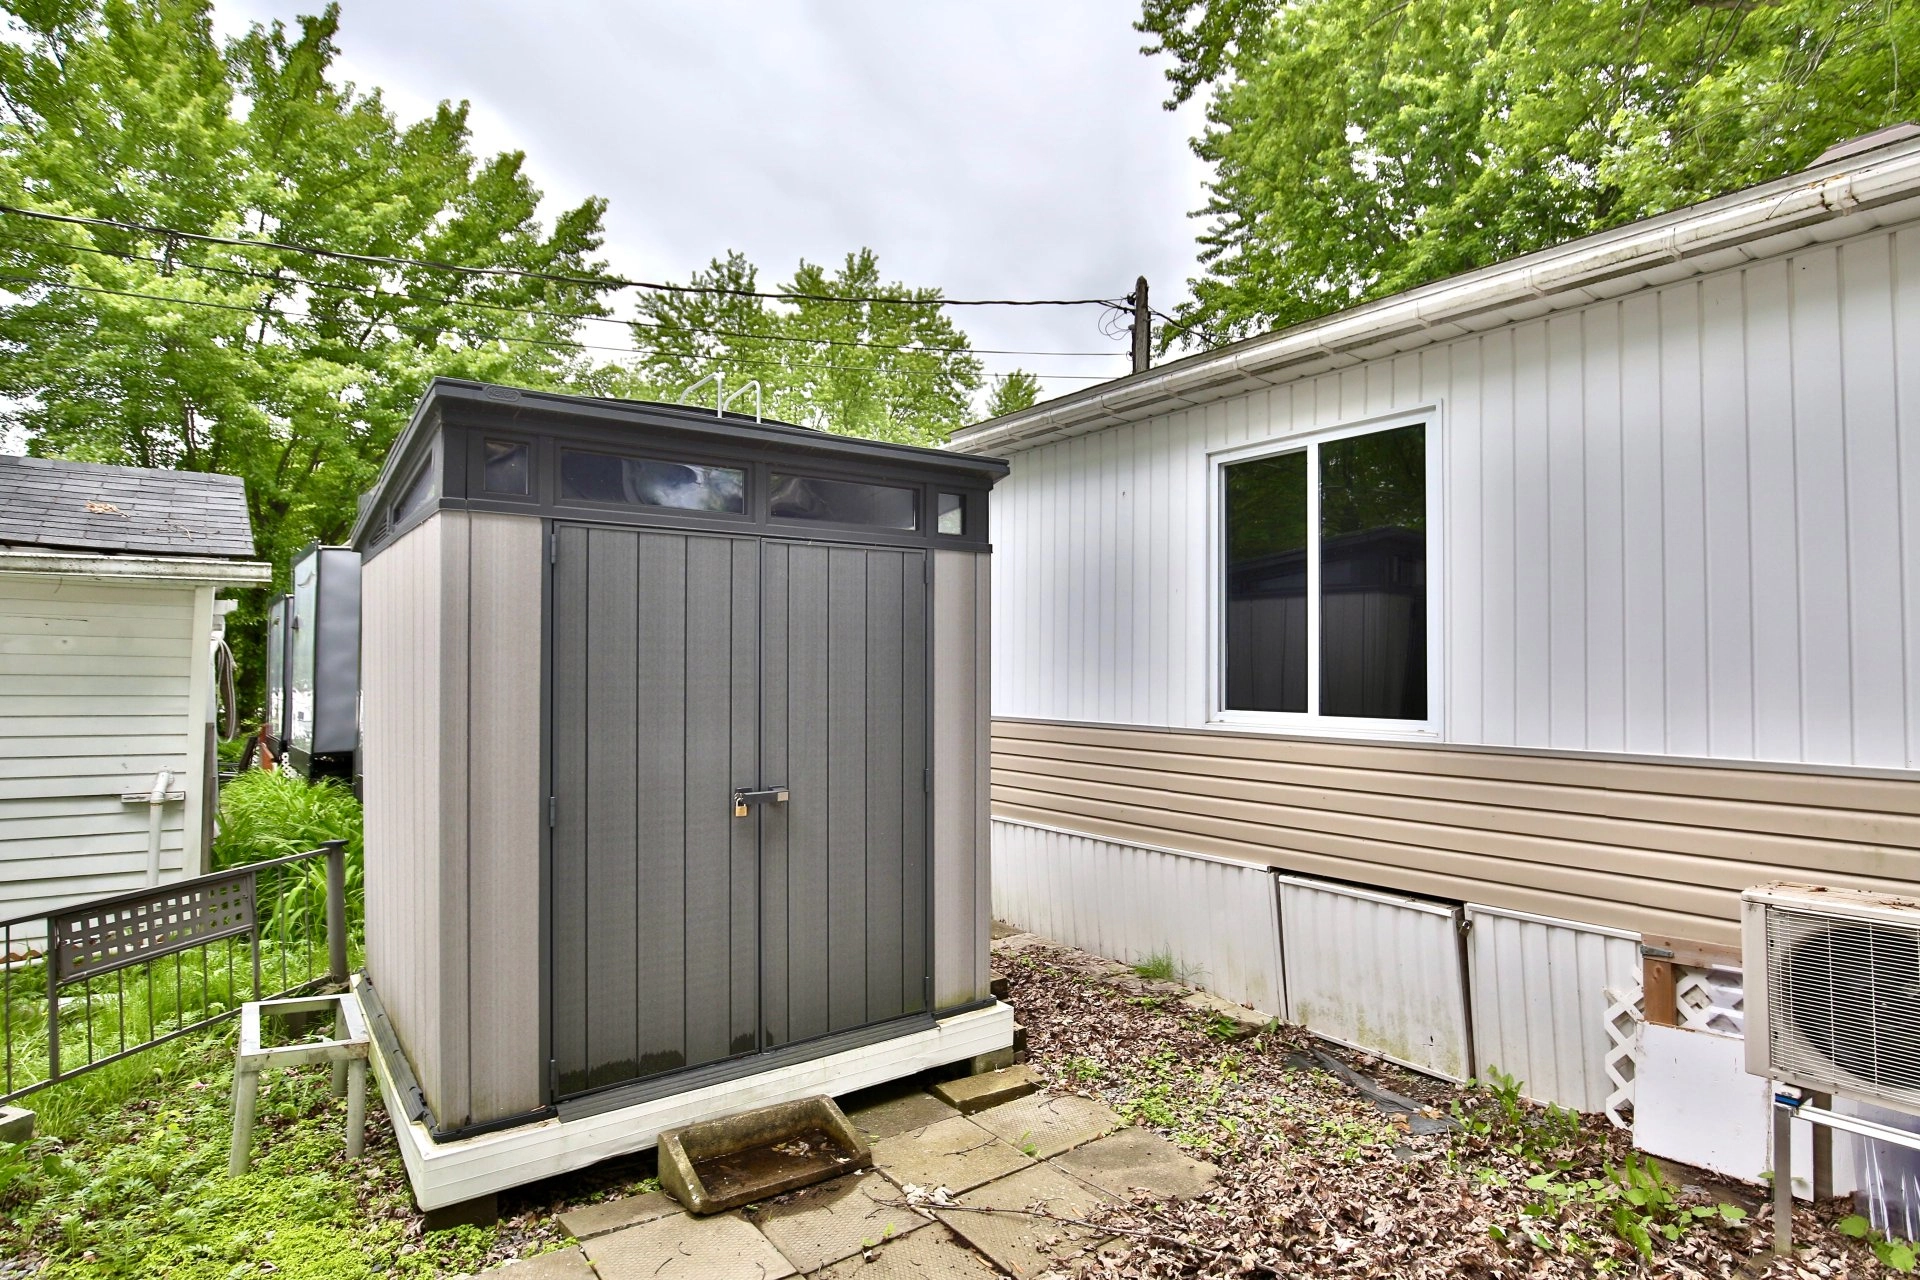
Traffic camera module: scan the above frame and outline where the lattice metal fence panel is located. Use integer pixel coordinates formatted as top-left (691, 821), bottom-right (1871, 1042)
top-left (50, 871), bottom-right (256, 983)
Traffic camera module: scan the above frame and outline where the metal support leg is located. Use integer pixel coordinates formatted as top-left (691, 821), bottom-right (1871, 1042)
top-left (345, 1058), bottom-right (367, 1160)
top-left (229, 1065), bottom-right (260, 1176)
top-left (1773, 1096), bottom-right (1796, 1256)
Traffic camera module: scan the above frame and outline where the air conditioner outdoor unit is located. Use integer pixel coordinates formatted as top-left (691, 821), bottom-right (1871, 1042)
top-left (1742, 882), bottom-right (1920, 1112)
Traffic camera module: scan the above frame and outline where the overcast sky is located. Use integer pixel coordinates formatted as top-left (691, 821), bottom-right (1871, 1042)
top-left (209, 1), bottom-right (1216, 408)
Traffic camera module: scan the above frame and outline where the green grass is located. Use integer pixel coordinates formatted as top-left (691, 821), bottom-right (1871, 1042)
top-left (1130, 949), bottom-right (1183, 982)
top-left (1, 1028), bottom-right (520, 1278)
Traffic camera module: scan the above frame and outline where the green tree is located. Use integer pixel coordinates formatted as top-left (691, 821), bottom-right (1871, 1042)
top-left (621, 248), bottom-right (984, 446)
top-left (1140, 0), bottom-right (1920, 344)
top-left (985, 369), bottom-right (1042, 418)
top-left (0, 0), bottom-right (615, 706)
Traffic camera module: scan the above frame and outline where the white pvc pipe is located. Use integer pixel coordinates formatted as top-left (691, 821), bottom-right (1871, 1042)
top-left (145, 768), bottom-right (173, 887)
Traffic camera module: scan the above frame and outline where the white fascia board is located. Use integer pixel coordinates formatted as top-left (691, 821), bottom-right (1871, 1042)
top-left (952, 141), bottom-right (1920, 457)
top-left (366, 991), bottom-right (1017, 1211)
top-left (0, 549), bottom-right (272, 585)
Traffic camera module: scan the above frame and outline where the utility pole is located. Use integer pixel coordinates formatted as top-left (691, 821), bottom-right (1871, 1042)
top-left (1130, 275), bottom-right (1150, 374)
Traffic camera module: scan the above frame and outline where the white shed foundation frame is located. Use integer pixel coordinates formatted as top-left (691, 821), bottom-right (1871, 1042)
top-left (357, 976), bottom-right (1014, 1211)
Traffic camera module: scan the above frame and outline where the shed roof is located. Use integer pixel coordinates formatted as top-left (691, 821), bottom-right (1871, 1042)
top-left (0, 454), bottom-right (256, 558)
top-left (952, 129), bottom-right (1920, 457)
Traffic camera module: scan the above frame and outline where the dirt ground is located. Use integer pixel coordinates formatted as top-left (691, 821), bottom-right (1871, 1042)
top-left (993, 933), bottom-right (1905, 1279)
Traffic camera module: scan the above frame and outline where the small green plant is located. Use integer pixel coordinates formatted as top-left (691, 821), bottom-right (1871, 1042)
top-left (1450, 1067), bottom-right (1583, 1163)
top-left (1839, 1214), bottom-right (1918, 1272)
top-left (1131, 950), bottom-right (1182, 982)
top-left (1063, 1056), bottom-right (1104, 1083)
top-left (1501, 1151), bottom-right (1745, 1260)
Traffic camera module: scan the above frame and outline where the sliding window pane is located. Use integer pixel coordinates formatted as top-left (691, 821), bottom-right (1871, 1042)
top-left (1319, 424), bottom-right (1426, 719)
top-left (1223, 450), bottom-right (1308, 712)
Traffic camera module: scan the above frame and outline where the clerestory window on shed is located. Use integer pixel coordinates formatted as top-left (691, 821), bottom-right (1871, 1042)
top-left (1217, 416), bottom-right (1434, 732)
top-left (558, 448), bottom-right (746, 514)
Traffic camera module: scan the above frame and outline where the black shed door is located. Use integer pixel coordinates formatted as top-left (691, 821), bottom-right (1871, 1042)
top-left (549, 525), bottom-right (929, 1101)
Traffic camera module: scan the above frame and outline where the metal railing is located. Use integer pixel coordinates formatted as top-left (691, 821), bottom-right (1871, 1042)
top-left (1, 841), bottom-right (349, 1105)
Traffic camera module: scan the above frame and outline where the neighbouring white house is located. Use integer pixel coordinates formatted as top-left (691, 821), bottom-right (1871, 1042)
top-left (0, 454), bottom-right (269, 944)
top-left (950, 126), bottom-right (1920, 1196)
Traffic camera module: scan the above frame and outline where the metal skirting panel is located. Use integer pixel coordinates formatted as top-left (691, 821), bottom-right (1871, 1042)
top-left (1276, 875), bottom-right (1472, 1080)
top-left (1464, 905), bottom-right (1641, 1113)
top-left (989, 818), bottom-right (1284, 1016)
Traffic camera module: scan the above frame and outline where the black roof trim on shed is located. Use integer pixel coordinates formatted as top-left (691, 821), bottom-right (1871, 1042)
top-left (0, 454), bottom-right (256, 558)
top-left (350, 378), bottom-right (1011, 550)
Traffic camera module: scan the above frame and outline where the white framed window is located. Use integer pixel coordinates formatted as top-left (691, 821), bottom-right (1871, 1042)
top-left (1208, 408), bottom-right (1441, 738)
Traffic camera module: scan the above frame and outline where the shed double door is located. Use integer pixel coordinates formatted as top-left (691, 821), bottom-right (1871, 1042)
top-left (549, 524), bottom-right (930, 1099)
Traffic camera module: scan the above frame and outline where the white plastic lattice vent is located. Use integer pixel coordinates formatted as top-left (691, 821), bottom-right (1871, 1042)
top-left (1748, 888), bottom-right (1920, 1113)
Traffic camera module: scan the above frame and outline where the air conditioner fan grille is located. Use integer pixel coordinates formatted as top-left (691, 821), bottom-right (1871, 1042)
top-left (1765, 906), bottom-right (1920, 1104)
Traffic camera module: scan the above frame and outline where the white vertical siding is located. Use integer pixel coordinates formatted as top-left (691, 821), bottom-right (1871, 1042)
top-left (990, 818), bottom-right (1285, 1017)
top-left (989, 223), bottom-right (1920, 770)
top-left (0, 574), bottom-right (198, 929)
top-left (1465, 905), bottom-right (1642, 1113)
top-left (1276, 875), bottom-right (1472, 1080)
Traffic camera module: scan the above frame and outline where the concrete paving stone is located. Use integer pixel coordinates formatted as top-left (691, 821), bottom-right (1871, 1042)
top-left (931, 1064), bottom-right (1037, 1115)
top-left (746, 1170), bottom-right (931, 1272)
top-left (582, 1209), bottom-right (797, 1280)
top-left (557, 1190), bottom-right (680, 1240)
top-left (847, 1087), bottom-right (959, 1142)
top-left (938, 1162), bottom-right (1118, 1279)
top-left (1177, 991), bottom-right (1271, 1038)
top-left (969, 1093), bottom-right (1122, 1160)
top-left (988, 932), bottom-right (1053, 956)
top-left (870, 1114), bottom-right (1035, 1195)
top-left (811, 1223), bottom-right (1003, 1278)
top-left (1051, 1128), bottom-right (1219, 1203)
top-left (478, 1245), bottom-right (597, 1278)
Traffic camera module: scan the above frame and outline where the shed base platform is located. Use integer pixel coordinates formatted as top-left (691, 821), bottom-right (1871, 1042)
top-left (357, 981), bottom-right (1017, 1211)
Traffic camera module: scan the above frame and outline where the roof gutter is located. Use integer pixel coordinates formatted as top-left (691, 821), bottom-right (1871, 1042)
top-left (951, 140), bottom-right (1920, 456)
top-left (0, 548), bottom-right (272, 585)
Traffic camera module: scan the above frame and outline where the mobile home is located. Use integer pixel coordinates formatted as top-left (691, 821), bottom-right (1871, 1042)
top-left (950, 132), bottom-right (1920, 1184)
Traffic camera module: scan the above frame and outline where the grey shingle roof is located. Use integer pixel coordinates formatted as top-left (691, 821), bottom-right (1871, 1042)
top-left (0, 454), bottom-right (256, 558)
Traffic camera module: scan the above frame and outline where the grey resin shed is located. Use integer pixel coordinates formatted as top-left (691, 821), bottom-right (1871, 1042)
top-left (349, 379), bottom-right (1011, 1210)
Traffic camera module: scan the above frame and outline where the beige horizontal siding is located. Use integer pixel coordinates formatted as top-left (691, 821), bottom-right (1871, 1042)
top-left (991, 719), bottom-right (1920, 947)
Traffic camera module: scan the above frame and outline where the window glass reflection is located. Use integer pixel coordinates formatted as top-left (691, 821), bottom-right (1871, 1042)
top-left (936, 492), bottom-right (965, 535)
top-left (769, 474), bottom-right (918, 530)
top-left (1223, 450), bottom-right (1308, 713)
top-left (558, 449), bottom-right (746, 513)
top-left (483, 440), bottom-right (529, 495)
top-left (1319, 424), bottom-right (1426, 719)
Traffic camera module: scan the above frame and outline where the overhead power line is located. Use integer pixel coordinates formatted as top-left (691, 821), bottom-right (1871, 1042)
top-left (0, 234), bottom-right (1129, 360)
top-left (0, 269), bottom-right (1124, 380)
top-left (0, 203), bottom-right (1129, 310)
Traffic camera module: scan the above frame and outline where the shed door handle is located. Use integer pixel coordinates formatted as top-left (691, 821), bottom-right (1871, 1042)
top-left (733, 786), bottom-right (790, 817)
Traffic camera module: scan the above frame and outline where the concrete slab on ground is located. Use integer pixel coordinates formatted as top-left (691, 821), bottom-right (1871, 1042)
top-left (478, 1246), bottom-right (597, 1278)
top-left (939, 1161), bottom-right (1118, 1279)
top-left (811, 1223), bottom-right (1003, 1278)
top-left (556, 1190), bottom-right (679, 1241)
top-left (847, 1087), bottom-right (959, 1142)
top-left (931, 1064), bottom-right (1037, 1114)
top-left (747, 1170), bottom-right (931, 1273)
top-left (969, 1092), bottom-right (1122, 1160)
top-left (987, 932), bottom-right (1052, 956)
top-left (1052, 1128), bottom-right (1219, 1203)
top-left (870, 1114), bottom-right (1034, 1195)
top-left (582, 1210), bottom-right (796, 1280)
top-left (1178, 990), bottom-right (1272, 1037)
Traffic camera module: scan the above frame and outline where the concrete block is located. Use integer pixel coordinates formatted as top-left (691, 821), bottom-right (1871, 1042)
top-left (1052, 1128), bottom-right (1219, 1202)
top-left (746, 1170), bottom-right (930, 1272)
top-left (933, 1064), bottom-right (1036, 1114)
top-left (966, 1048), bottom-right (1019, 1075)
top-left (557, 1190), bottom-right (678, 1241)
top-left (969, 1093), bottom-right (1122, 1160)
top-left (939, 1162), bottom-right (1118, 1277)
top-left (812, 1223), bottom-right (1001, 1277)
top-left (424, 1192), bottom-right (497, 1231)
top-left (845, 1088), bottom-right (957, 1142)
top-left (583, 1211), bottom-right (795, 1280)
top-left (870, 1115), bottom-right (1034, 1194)
top-left (0, 1106), bottom-right (34, 1144)
top-left (990, 974), bottom-right (1010, 999)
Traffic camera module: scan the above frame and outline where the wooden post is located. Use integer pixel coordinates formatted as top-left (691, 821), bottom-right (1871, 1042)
top-left (1642, 953), bottom-right (1678, 1026)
